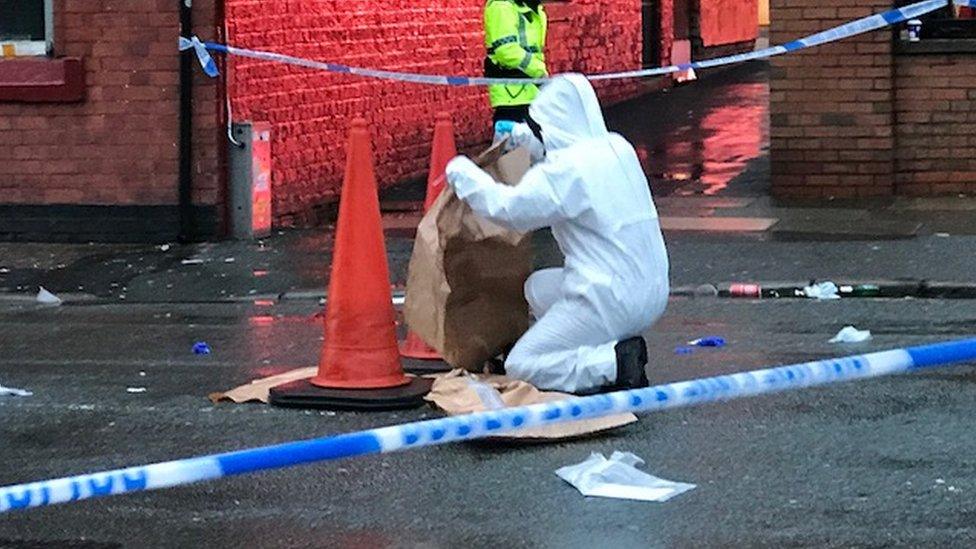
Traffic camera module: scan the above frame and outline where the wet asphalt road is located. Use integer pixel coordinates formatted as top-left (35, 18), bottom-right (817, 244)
top-left (2, 60), bottom-right (975, 547)
top-left (1, 296), bottom-right (975, 548)
top-left (607, 62), bottom-right (768, 197)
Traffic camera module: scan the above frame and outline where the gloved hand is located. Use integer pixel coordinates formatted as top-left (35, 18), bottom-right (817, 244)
top-left (493, 120), bottom-right (516, 145)
top-left (446, 155), bottom-right (496, 196)
top-left (509, 122), bottom-right (545, 159)
top-left (493, 121), bottom-right (545, 161)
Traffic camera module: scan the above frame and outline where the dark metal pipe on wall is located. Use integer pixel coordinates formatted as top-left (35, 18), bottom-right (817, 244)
top-left (178, 0), bottom-right (194, 241)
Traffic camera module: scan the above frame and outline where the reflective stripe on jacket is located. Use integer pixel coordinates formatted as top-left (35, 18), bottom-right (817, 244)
top-left (484, 0), bottom-right (547, 107)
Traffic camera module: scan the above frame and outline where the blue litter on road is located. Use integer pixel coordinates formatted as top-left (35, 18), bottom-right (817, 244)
top-left (192, 342), bottom-right (212, 355)
top-left (689, 337), bottom-right (726, 348)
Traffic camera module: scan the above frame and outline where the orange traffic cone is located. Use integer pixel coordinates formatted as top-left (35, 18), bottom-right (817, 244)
top-left (400, 113), bottom-right (457, 361)
top-left (400, 328), bottom-right (442, 360)
top-left (270, 119), bottom-right (432, 410)
top-left (423, 112), bottom-right (458, 211)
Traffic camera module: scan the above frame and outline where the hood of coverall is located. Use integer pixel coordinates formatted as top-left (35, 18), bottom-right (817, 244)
top-left (528, 74), bottom-right (609, 152)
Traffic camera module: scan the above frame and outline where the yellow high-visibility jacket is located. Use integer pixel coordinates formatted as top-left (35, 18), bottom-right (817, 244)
top-left (484, 0), bottom-right (548, 108)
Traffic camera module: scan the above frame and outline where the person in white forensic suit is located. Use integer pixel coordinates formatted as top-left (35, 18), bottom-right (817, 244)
top-left (445, 73), bottom-right (670, 394)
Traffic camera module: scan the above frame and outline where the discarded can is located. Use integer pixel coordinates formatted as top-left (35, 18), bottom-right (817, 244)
top-left (192, 342), bottom-right (212, 355)
top-left (729, 283), bottom-right (761, 298)
top-left (839, 284), bottom-right (881, 298)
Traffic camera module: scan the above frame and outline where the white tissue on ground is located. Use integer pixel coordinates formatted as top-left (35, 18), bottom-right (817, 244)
top-left (803, 281), bottom-right (840, 300)
top-left (829, 325), bottom-right (872, 343)
top-left (36, 286), bottom-right (62, 306)
top-left (675, 67), bottom-right (697, 83)
top-left (0, 384), bottom-right (32, 397)
top-left (555, 451), bottom-right (696, 502)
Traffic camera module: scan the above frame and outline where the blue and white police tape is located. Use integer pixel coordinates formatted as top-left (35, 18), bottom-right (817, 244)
top-left (180, 0), bottom-right (958, 86)
top-left (2, 337), bottom-right (976, 514)
top-left (178, 35), bottom-right (219, 78)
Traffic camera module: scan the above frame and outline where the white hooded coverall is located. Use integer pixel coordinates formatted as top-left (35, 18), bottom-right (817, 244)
top-left (446, 74), bottom-right (670, 393)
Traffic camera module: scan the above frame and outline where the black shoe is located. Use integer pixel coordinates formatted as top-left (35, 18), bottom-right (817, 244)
top-left (614, 336), bottom-right (649, 389)
top-left (486, 356), bottom-right (506, 375)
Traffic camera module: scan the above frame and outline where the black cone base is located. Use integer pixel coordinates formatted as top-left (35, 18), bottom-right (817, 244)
top-left (401, 357), bottom-right (452, 375)
top-left (269, 376), bottom-right (433, 411)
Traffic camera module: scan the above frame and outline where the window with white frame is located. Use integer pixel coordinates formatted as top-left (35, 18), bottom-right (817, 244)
top-left (0, 0), bottom-right (53, 56)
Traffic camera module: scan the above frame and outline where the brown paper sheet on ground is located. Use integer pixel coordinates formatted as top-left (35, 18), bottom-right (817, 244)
top-left (425, 369), bottom-right (638, 441)
top-left (404, 143), bottom-right (534, 371)
top-left (210, 369), bottom-right (637, 443)
top-left (208, 367), bottom-right (317, 404)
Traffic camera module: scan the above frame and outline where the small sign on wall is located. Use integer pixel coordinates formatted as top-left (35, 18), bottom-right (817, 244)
top-left (229, 121), bottom-right (273, 239)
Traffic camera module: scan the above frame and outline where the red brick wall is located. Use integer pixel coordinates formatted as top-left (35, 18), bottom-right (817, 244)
top-left (0, 0), bottom-right (221, 208)
top-left (225, 0), bottom-right (646, 225)
top-left (661, 0), bottom-right (675, 67)
top-left (698, 0), bottom-right (758, 47)
top-left (546, 1), bottom-right (644, 104)
top-left (894, 54), bottom-right (976, 195)
top-left (697, 40), bottom-right (759, 60)
top-left (769, 0), bottom-right (896, 199)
